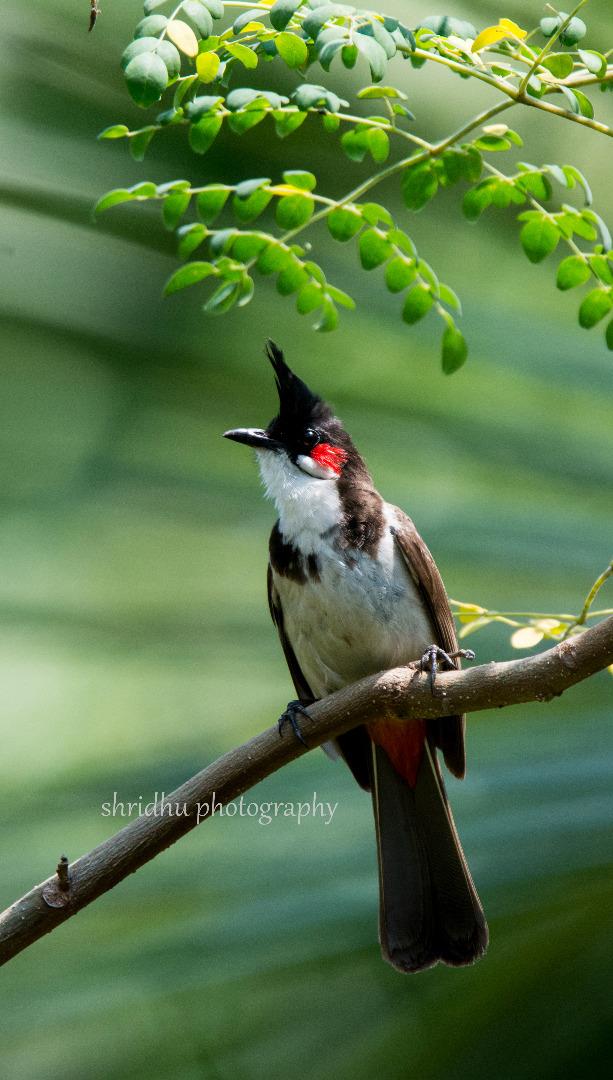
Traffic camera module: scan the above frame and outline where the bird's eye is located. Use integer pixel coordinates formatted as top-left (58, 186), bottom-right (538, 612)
top-left (303, 428), bottom-right (319, 450)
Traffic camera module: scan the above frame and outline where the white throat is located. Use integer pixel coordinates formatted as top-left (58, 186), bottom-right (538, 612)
top-left (256, 449), bottom-right (342, 553)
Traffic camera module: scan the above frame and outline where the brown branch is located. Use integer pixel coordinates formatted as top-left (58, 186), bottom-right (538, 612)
top-left (1, 616), bottom-right (612, 968)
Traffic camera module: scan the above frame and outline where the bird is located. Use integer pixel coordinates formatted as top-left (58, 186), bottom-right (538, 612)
top-left (223, 341), bottom-right (488, 973)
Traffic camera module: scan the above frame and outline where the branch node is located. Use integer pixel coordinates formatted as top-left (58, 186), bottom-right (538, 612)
top-left (558, 639), bottom-right (579, 670)
top-left (42, 856), bottom-right (71, 909)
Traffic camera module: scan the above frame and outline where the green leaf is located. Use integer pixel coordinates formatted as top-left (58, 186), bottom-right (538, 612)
top-left (233, 187), bottom-right (273, 223)
top-left (458, 146), bottom-right (483, 183)
top-left (578, 50), bottom-right (607, 77)
top-left (156, 41), bottom-right (182, 80)
top-left (420, 15), bottom-right (476, 38)
top-left (189, 113), bottom-right (223, 153)
top-left (562, 165), bottom-right (592, 205)
top-left (520, 217), bottom-right (559, 263)
top-left (276, 32), bottom-right (309, 68)
top-left (270, 0), bottom-right (304, 32)
top-left (292, 84), bottom-right (345, 112)
top-left (273, 108), bottom-right (307, 138)
top-left (439, 283), bottom-right (462, 314)
top-left (227, 109), bottom-right (266, 134)
top-left (257, 242), bottom-right (292, 274)
top-left (237, 274), bottom-right (255, 308)
top-left (202, 0), bottom-right (224, 19)
top-left (342, 43), bottom-right (358, 68)
top-left (402, 164), bottom-right (438, 212)
top-left (359, 228), bottom-right (391, 270)
top-left (94, 188), bottom-right (133, 214)
top-left (283, 170), bottom-right (316, 191)
top-left (129, 126), bottom-right (158, 161)
top-left (357, 84), bottom-right (407, 100)
top-left (384, 256), bottom-right (416, 292)
top-left (125, 52), bottom-right (169, 108)
top-left (226, 42), bottom-right (258, 68)
top-left (361, 203), bottom-right (393, 227)
top-left (277, 260), bottom-right (309, 295)
top-left (326, 284), bottom-right (355, 309)
top-left (314, 297), bottom-right (339, 332)
top-left (197, 185), bottom-right (230, 223)
top-left (94, 182), bottom-right (157, 213)
top-left (181, 0), bottom-right (214, 36)
top-left (387, 228), bottom-right (415, 256)
top-left (516, 170), bottom-right (552, 202)
top-left (144, 0), bottom-right (169, 11)
top-left (402, 284), bottom-right (433, 324)
top-left (367, 128), bottom-right (390, 163)
top-left (204, 280), bottom-right (241, 313)
top-left (590, 255), bottom-right (613, 286)
top-left (355, 34), bottom-right (387, 82)
top-left (327, 206), bottom-right (362, 241)
top-left (276, 193), bottom-right (315, 229)
top-left (556, 255), bottom-right (591, 291)
top-left (235, 177), bottom-right (271, 199)
top-left (177, 223), bottom-right (208, 258)
top-left (232, 8), bottom-right (261, 33)
top-left (462, 181), bottom-right (496, 221)
top-left (473, 134), bottom-right (512, 152)
top-left (341, 128), bottom-right (370, 163)
top-left (231, 233), bottom-right (268, 261)
top-left (318, 38), bottom-right (344, 71)
top-left (441, 324), bottom-right (468, 374)
top-left (322, 114), bottom-right (340, 133)
top-left (165, 261), bottom-right (218, 295)
top-left (541, 53), bottom-right (574, 78)
top-left (296, 282), bottom-right (323, 314)
top-left (578, 288), bottom-right (612, 329)
top-left (606, 317), bottom-right (613, 351)
top-left (163, 190), bottom-right (192, 229)
top-left (302, 5), bottom-right (353, 38)
top-left (98, 124), bottom-right (130, 140)
top-left (185, 94), bottom-right (223, 120)
top-left (572, 90), bottom-right (594, 119)
top-left (135, 15), bottom-right (168, 37)
top-left (368, 19), bottom-right (397, 58)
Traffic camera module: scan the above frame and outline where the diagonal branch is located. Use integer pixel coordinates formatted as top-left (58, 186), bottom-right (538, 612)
top-left (1, 615), bottom-right (612, 969)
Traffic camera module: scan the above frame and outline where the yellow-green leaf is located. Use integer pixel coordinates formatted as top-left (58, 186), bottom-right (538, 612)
top-left (472, 19), bottom-right (526, 52)
top-left (196, 51), bottom-right (221, 81)
top-left (226, 42), bottom-right (259, 69)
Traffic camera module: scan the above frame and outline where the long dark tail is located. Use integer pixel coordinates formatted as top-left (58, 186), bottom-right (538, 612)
top-left (371, 740), bottom-right (488, 973)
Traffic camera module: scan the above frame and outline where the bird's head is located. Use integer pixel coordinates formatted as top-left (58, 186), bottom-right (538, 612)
top-left (223, 340), bottom-right (355, 482)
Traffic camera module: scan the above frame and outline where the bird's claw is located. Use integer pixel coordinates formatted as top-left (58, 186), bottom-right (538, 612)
top-left (278, 700), bottom-right (310, 747)
top-left (419, 645), bottom-right (476, 695)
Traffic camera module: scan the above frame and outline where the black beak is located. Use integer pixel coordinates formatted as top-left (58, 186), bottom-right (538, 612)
top-left (223, 427), bottom-right (282, 451)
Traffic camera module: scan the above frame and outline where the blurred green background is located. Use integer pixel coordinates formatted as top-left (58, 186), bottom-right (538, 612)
top-left (1, 1), bottom-right (612, 1077)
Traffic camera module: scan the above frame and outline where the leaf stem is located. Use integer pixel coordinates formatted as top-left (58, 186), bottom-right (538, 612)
top-left (563, 559), bottom-right (613, 637)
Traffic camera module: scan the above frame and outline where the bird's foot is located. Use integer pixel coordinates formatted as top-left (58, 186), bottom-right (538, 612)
top-left (419, 645), bottom-right (475, 695)
top-left (278, 700), bottom-right (310, 747)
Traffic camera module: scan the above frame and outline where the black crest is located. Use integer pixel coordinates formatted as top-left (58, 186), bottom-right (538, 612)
top-left (265, 340), bottom-right (331, 436)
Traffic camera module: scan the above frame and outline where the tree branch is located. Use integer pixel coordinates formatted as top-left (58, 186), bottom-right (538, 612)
top-left (1, 616), bottom-right (612, 969)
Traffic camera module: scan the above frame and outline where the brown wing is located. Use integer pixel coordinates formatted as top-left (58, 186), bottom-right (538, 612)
top-left (267, 564), bottom-right (314, 705)
top-left (391, 507), bottom-right (466, 779)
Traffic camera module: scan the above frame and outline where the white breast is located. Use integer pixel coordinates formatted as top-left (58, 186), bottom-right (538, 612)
top-left (272, 504), bottom-right (434, 698)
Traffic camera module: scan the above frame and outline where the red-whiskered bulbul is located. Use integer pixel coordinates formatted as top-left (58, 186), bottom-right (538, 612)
top-left (224, 341), bottom-right (488, 973)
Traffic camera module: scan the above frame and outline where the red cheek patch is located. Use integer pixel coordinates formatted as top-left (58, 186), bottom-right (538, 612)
top-left (311, 443), bottom-right (348, 474)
